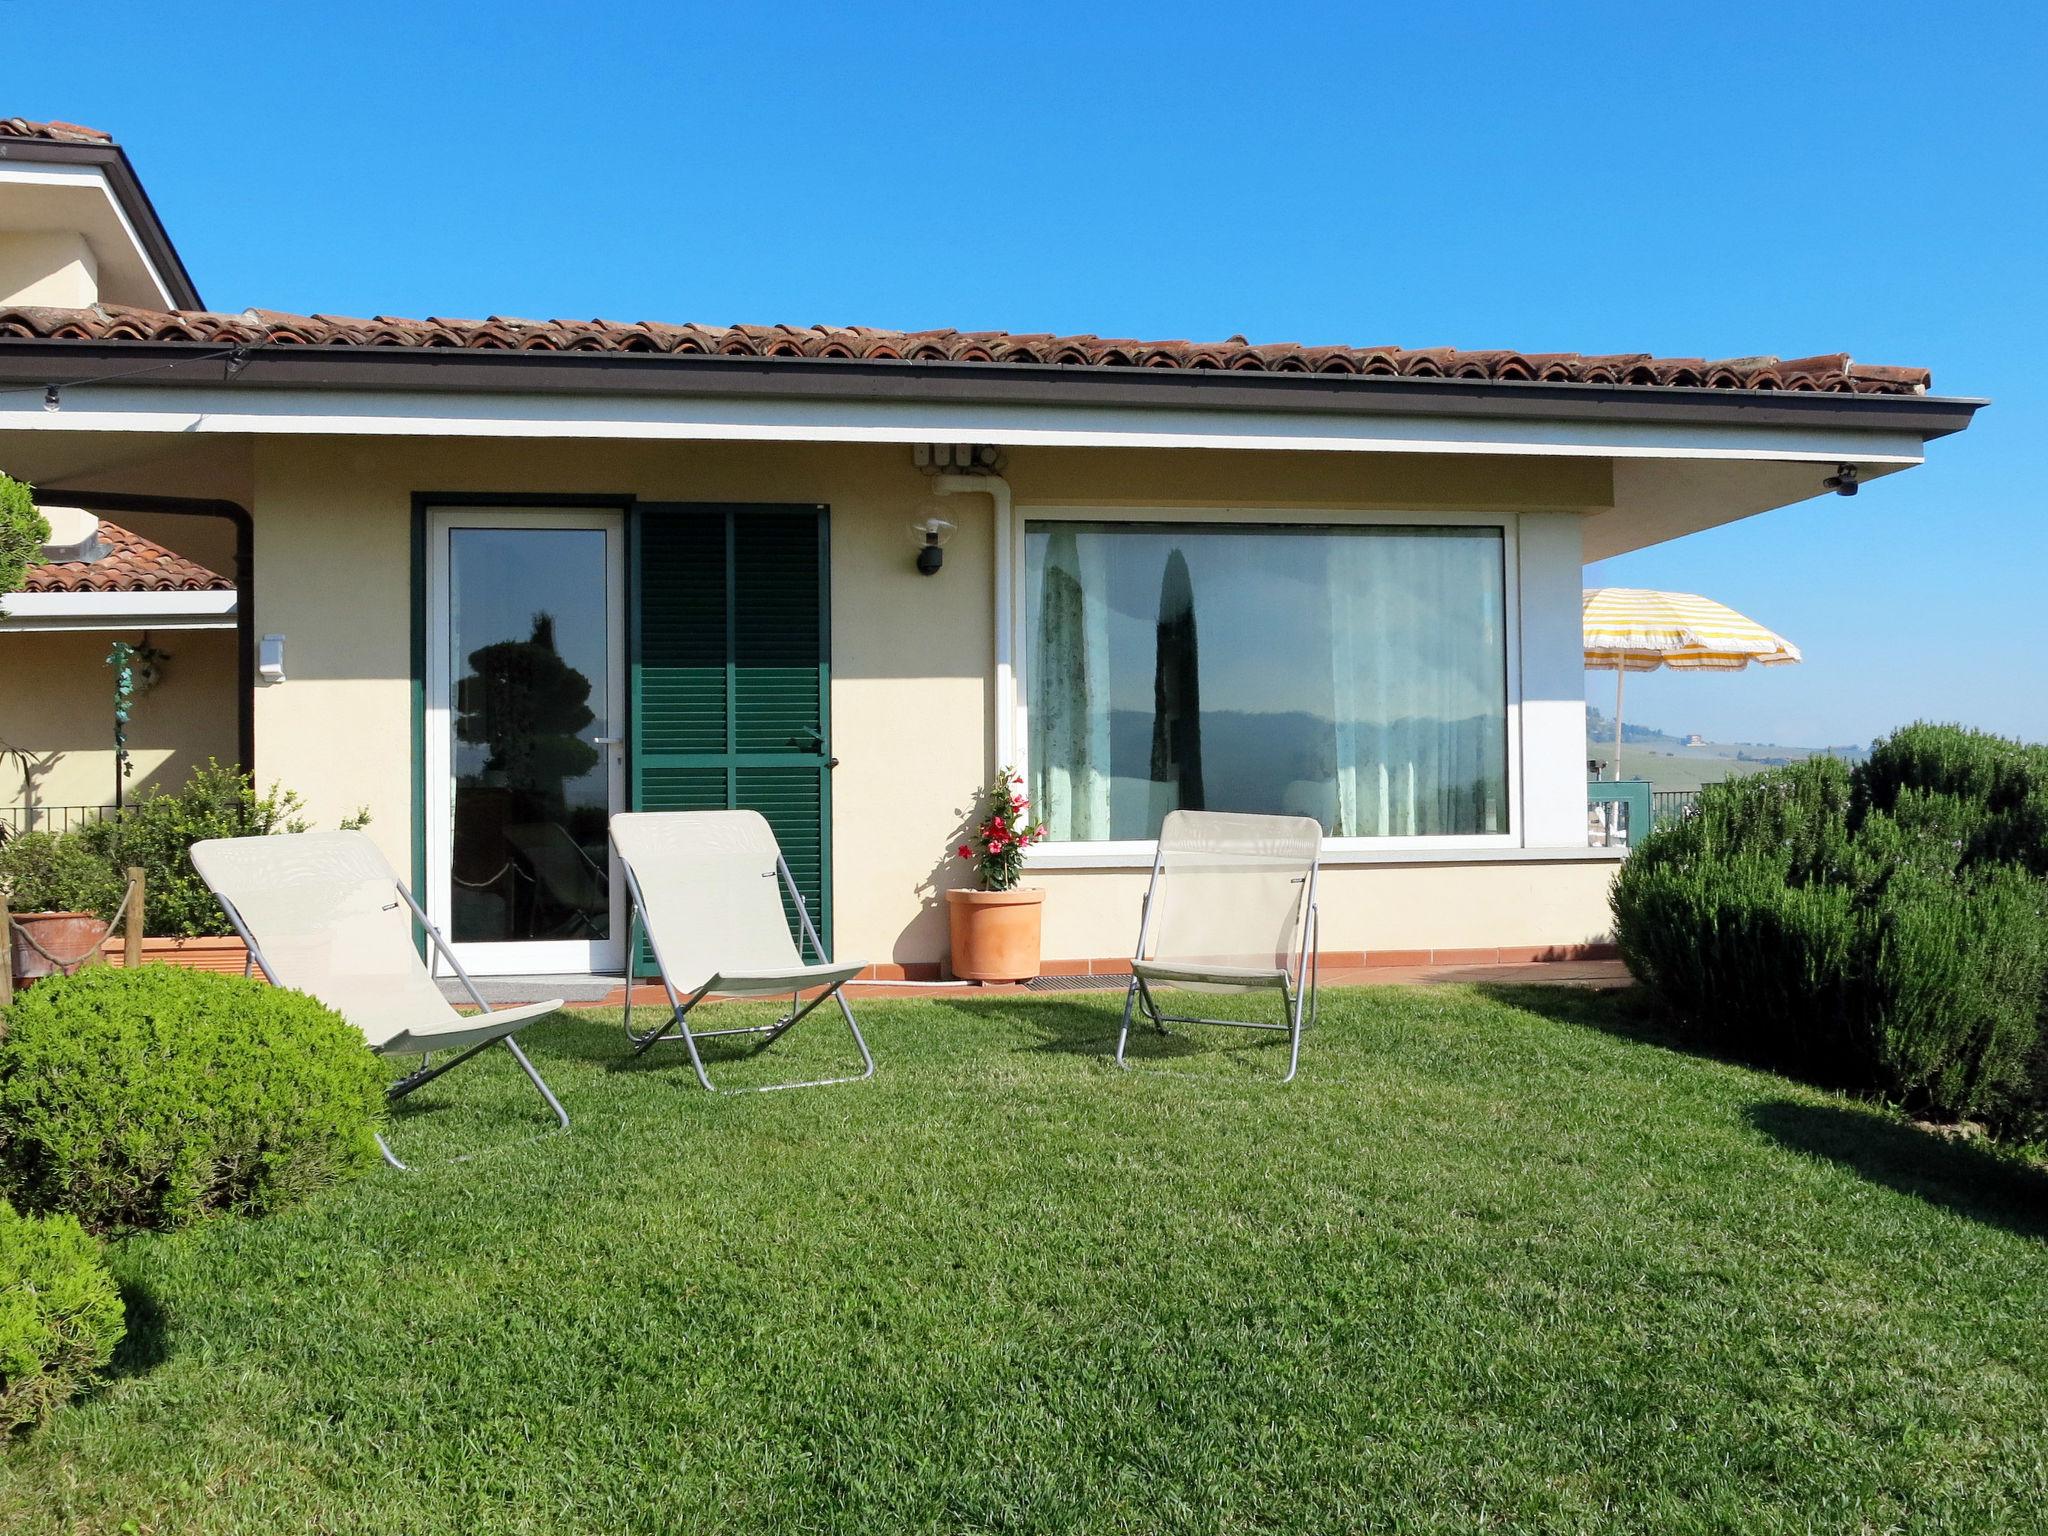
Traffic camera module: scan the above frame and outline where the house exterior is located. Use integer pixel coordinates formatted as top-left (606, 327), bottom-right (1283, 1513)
top-left (0, 117), bottom-right (1981, 977)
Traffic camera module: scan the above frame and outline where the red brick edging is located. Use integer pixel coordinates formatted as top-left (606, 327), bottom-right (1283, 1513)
top-left (860, 944), bottom-right (1617, 983)
top-left (90, 938), bottom-right (1617, 985)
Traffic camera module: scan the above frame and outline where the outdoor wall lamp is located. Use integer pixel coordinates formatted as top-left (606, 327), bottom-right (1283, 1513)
top-left (1823, 464), bottom-right (1859, 496)
top-left (909, 502), bottom-right (956, 575)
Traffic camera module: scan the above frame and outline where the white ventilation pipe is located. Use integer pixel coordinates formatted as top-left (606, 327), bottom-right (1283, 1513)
top-left (929, 470), bottom-right (1017, 767)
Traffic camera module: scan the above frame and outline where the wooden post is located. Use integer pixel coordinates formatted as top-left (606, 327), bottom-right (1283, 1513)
top-left (1, 892), bottom-right (13, 1008)
top-left (124, 867), bottom-right (145, 969)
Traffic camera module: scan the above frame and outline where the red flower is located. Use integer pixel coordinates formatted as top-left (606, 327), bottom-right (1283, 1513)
top-left (957, 844), bottom-right (973, 859)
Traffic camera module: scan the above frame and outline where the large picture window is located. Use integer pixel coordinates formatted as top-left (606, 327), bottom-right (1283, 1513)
top-left (1023, 521), bottom-right (1509, 842)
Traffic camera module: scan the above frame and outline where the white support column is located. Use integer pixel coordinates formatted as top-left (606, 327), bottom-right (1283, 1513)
top-left (1516, 512), bottom-right (1590, 847)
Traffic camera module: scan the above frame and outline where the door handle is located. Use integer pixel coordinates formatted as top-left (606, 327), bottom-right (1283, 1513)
top-left (789, 727), bottom-right (834, 767)
top-left (592, 735), bottom-right (624, 749)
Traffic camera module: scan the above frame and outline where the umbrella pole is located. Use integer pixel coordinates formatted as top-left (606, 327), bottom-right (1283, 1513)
top-left (1613, 668), bottom-right (1625, 781)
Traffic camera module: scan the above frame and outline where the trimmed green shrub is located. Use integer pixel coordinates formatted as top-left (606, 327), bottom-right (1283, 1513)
top-left (1614, 835), bottom-right (1863, 1084)
top-left (0, 1200), bottom-right (123, 1437)
top-left (1614, 725), bottom-right (2048, 1137)
top-left (1863, 859), bottom-right (2048, 1125)
top-left (1624, 755), bottom-right (1857, 903)
top-left (1853, 722), bottom-right (2048, 874)
top-left (0, 829), bottom-right (124, 918)
top-left (1854, 720), bottom-right (2048, 820)
top-left (0, 967), bottom-right (387, 1233)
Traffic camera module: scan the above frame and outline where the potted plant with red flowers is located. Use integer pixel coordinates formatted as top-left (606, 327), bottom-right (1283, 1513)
top-left (946, 766), bottom-right (1048, 982)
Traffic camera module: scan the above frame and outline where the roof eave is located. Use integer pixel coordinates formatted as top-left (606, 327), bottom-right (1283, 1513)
top-left (0, 338), bottom-right (1986, 441)
top-left (0, 589), bottom-right (237, 633)
top-left (0, 138), bottom-right (203, 310)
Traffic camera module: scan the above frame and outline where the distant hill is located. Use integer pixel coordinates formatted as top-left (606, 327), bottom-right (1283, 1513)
top-left (1585, 707), bottom-right (1868, 791)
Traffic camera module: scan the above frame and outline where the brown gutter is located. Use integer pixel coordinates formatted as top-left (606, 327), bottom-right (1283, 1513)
top-left (0, 340), bottom-right (1987, 441)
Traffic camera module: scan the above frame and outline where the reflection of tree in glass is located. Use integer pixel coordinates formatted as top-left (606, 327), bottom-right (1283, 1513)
top-left (1150, 547), bottom-right (1205, 809)
top-left (455, 612), bottom-right (599, 815)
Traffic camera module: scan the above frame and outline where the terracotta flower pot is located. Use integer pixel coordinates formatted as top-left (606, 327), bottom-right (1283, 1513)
top-left (8, 911), bottom-right (111, 985)
top-left (946, 888), bottom-right (1046, 982)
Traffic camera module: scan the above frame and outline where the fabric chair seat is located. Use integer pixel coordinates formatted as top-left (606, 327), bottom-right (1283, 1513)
top-left (707, 961), bottom-right (864, 998)
top-left (379, 998), bottom-right (566, 1058)
top-left (610, 810), bottom-right (875, 1094)
top-left (188, 830), bottom-right (572, 1169)
top-left (1131, 959), bottom-right (1290, 990)
top-left (1116, 810), bottom-right (1322, 1081)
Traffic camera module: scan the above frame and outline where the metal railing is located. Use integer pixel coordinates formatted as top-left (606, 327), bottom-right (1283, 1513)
top-left (1651, 790), bottom-right (1701, 828)
top-left (0, 804), bottom-right (119, 842)
top-left (1585, 786), bottom-right (1712, 849)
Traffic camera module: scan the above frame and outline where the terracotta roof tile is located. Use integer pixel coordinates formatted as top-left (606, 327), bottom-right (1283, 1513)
top-left (0, 302), bottom-right (1934, 395)
top-left (23, 521), bottom-right (232, 593)
top-left (0, 117), bottom-right (115, 145)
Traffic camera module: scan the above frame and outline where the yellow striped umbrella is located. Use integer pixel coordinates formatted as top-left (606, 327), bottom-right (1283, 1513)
top-left (1583, 588), bottom-right (1801, 779)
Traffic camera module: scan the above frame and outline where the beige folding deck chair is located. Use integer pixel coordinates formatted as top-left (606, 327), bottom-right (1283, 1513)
top-left (1116, 810), bottom-right (1322, 1082)
top-left (191, 831), bottom-right (570, 1169)
top-left (609, 811), bottom-right (873, 1093)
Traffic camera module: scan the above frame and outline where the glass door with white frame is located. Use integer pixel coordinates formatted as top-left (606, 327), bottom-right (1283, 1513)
top-left (425, 508), bottom-right (626, 976)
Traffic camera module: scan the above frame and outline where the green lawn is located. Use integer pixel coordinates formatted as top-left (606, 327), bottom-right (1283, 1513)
top-left (8, 985), bottom-right (2048, 1535)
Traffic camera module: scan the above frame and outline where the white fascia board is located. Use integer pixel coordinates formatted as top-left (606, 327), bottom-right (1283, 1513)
top-left (0, 589), bottom-right (236, 632)
top-left (0, 384), bottom-right (1930, 466)
top-left (0, 162), bottom-right (177, 310)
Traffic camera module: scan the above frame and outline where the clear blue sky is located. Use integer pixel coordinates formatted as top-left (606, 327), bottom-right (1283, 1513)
top-left (13, 2), bottom-right (2043, 747)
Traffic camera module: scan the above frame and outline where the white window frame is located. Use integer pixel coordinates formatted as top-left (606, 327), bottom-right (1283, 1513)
top-left (1008, 505), bottom-right (1524, 867)
top-left (424, 506), bottom-right (628, 976)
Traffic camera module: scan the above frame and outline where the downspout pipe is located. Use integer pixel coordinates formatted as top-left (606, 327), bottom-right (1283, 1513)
top-left (930, 471), bottom-right (1016, 768)
top-left (32, 488), bottom-right (255, 778)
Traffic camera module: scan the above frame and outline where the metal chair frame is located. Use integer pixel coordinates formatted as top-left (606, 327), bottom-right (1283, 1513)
top-left (618, 850), bottom-right (874, 1095)
top-left (217, 879), bottom-right (570, 1171)
top-left (1114, 843), bottom-right (1321, 1084)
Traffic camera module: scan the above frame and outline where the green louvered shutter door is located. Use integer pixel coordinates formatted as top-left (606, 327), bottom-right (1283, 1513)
top-left (630, 503), bottom-right (832, 974)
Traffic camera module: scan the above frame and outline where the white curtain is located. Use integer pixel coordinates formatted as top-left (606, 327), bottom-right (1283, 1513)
top-left (1030, 522), bottom-right (1506, 843)
top-left (1031, 527), bottom-right (1113, 840)
top-left (1327, 530), bottom-right (1506, 837)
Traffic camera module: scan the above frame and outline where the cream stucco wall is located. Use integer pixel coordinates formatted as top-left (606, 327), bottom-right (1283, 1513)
top-left (0, 230), bottom-right (99, 307)
top-left (0, 627), bottom-right (239, 815)
top-left (244, 436), bottom-right (1612, 970)
top-left (1033, 856), bottom-right (1619, 965)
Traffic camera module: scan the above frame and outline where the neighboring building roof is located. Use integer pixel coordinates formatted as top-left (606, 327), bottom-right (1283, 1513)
top-left (22, 521), bottom-right (231, 593)
top-left (0, 117), bottom-right (115, 145)
top-left (0, 301), bottom-right (1935, 395)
